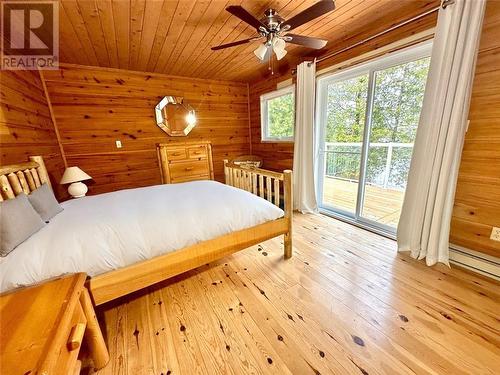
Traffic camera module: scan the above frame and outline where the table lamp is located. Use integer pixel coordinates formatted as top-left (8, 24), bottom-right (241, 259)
top-left (60, 167), bottom-right (92, 198)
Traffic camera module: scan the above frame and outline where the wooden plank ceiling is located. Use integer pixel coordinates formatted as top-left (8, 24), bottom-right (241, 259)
top-left (59, 0), bottom-right (439, 83)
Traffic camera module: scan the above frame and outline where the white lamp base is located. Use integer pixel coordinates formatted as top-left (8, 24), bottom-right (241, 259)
top-left (68, 181), bottom-right (88, 198)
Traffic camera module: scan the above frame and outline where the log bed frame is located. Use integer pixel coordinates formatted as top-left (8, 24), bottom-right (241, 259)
top-left (0, 156), bottom-right (293, 306)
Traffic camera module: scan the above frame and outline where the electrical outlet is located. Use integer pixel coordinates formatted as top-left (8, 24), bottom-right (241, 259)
top-left (115, 140), bottom-right (122, 148)
top-left (490, 227), bottom-right (500, 242)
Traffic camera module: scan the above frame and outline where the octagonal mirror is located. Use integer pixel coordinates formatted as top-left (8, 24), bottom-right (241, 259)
top-left (155, 96), bottom-right (196, 137)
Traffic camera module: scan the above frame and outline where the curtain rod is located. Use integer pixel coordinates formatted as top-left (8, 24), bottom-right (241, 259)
top-left (311, 0), bottom-right (454, 66)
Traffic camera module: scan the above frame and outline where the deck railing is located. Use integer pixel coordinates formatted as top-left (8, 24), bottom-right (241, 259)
top-left (324, 142), bottom-right (414, 190)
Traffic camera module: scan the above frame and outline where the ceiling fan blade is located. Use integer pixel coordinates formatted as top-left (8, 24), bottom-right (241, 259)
top-left (285, 34), bottom-right (328, 49)
top-left (226, 5), bottom-right (268, 31)
top-left (282, 1), bottom-right (335, 31)
top-left (211, 37), bottom-right (261, 51)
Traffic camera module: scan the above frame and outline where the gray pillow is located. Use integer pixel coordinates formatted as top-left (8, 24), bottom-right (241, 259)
top-left (28, 183), bottom-right (63, 222)
top-left (0, 194), bottom-right (45, 256)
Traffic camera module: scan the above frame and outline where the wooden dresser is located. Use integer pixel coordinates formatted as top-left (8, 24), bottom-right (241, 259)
top-left (0, 273), bottom-right (109, 374)
top-left (157, 141), bottom-right (214, 184)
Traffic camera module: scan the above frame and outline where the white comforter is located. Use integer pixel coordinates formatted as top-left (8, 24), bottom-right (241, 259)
top-left (0, 181), bottom-right (283, 292)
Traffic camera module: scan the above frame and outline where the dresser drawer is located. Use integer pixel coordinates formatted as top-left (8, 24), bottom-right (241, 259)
top-left (166, 148), bottom-right (187, 160)
top-left (157, 142), bottom-right (214, 184)
top-left (55, 302), bottom-right (87, 374)
top-left (187, 145), bottom-right (207, 159)
top-left (171, 174), bottom-right (211, 183)
top-left (169, 160), bottom-right (209, 180)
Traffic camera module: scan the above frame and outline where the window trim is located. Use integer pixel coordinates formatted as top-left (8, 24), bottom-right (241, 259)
top-left (260, 85), bottom-right (295, 142)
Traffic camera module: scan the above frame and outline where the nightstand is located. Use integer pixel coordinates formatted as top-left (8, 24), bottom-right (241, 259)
top-left (0, 273), bottom-right (109, 374)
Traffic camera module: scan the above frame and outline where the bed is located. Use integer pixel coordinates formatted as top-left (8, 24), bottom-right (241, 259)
top-left (0, 156), bottom-right (292, 305)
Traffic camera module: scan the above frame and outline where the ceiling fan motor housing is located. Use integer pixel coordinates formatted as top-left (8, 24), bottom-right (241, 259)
top-left (261, 9), bottom-right (284, 32)
top-left (259, 9), bottom-right (288, 47)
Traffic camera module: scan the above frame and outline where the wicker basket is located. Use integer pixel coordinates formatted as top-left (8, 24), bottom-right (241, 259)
top-left (231, 155), bottom-right (263, 168)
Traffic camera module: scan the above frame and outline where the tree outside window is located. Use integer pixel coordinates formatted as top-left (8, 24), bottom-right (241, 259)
top-left (260, 85), bottom-right (295, 141)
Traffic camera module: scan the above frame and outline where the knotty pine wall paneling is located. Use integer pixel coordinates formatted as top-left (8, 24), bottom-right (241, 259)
top-left (42, 64), bottom-right (250, 195)
top-left (0, 70), bottom-right (67, 199)
top-left (450, 1), bottom-right (500, 258)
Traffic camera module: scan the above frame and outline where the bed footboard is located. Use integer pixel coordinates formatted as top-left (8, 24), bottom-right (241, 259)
top-left (223, 160), bottom-right (293, 259)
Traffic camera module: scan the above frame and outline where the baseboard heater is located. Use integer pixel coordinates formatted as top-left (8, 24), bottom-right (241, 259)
top-left (449, 244), bottom-right (500, 281)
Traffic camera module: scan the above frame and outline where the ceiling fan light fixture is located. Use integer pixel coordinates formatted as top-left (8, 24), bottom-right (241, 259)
top-left (254, 44), bottom-right (269, 60)
top-left (274, 47), bottom-right (287, 61)
top-left (272, 38), bottom-right (287, 60)
top-left (273, 37), bottom-right (286, 51)
top-left (212, 2), bottom-right (336, 66)
top-left (274, 48), bottom-right (287, 60)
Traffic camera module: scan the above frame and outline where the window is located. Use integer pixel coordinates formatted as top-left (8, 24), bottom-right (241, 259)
top-left (316, 42), bottom-right (432, 233)
top-left (260, 85), bottom-right (295, 142)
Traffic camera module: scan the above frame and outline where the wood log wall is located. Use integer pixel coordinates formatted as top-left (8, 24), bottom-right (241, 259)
top-left (42, 64), bottom-right (250, 195)
top-left (0, 70), bottom-right (67, 199)
top-left (450, 1), bottom-right (500, 258)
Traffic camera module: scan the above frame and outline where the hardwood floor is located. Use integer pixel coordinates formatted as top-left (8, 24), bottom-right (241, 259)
top-left (94, 213), bottom-right (500, 375)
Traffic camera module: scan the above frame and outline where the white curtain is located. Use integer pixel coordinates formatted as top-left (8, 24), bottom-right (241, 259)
top-left (293, 61), bottom-right (318, 213)
top-left (397, 0), bottom-right (486, 266)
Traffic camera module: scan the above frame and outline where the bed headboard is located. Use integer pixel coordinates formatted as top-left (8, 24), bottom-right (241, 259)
top-left (0, 156), bottom-right (51, 201)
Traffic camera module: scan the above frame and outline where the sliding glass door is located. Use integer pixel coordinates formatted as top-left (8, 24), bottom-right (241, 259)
top-left (318, 72), bottom-right (369, 215)
top-left (317, 43), bottom-right (432, 233)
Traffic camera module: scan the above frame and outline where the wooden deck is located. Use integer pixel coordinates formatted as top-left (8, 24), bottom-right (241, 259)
top-left (322, 177), bottom-right (405, 227)
top-left (94, 213), bottom-right (499, 375)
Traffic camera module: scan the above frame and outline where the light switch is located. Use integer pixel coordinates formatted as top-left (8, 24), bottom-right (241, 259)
top-left (116, 140), bottom-right (122, 148)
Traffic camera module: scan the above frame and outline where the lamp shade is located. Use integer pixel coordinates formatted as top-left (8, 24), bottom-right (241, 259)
top-left (254, 44), bottom-right (268, 61)
top-left (273, 38), bottom-right (287, 60)
top-left (274, 47), bottom-right (287, 60)
top-left (60, 166), bottom-right (92, 184)
top-left (273, 37), bottom-right (286, 51)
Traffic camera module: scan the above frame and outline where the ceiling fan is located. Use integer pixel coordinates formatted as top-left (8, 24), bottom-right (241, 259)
top-left (211, 0), bottom-right (336, 62)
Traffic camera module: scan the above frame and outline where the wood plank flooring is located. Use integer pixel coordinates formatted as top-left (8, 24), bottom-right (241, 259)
top-left (93, 213), bottom-right (500, 375)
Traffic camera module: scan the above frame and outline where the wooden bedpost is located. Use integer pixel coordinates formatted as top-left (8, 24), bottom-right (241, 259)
top-left (223, 159), bottom-right (229, 184)
top-left (29, 155), bottom-right (51, 189)
top-left (223, 160), bottom-right (292, 259)
top-left (283, 169), bottom-right (293, 259)
top-left (80, 288), bottom-right (110, 369)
